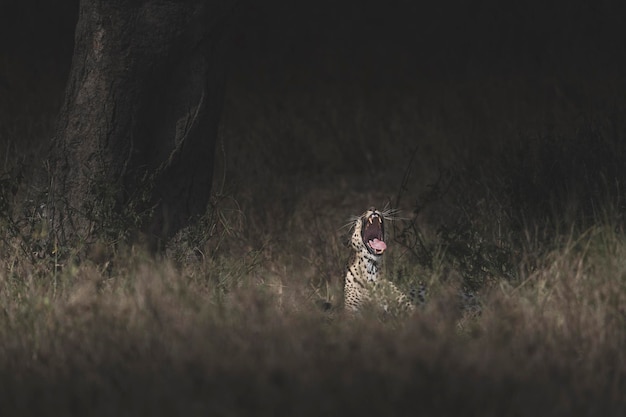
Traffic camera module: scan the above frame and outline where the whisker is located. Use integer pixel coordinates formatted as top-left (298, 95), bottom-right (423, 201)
top-left (380, 207), bottom-right (405, 221)
top-left (338, 215), bottom-right (359, 231)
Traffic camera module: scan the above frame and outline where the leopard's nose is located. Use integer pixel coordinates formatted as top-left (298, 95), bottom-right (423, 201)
top-left (369, 213), bottom-right (381, 223)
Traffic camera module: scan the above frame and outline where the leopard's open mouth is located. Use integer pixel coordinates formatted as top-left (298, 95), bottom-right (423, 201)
top-left (362, 211), bottom-right (386, 255)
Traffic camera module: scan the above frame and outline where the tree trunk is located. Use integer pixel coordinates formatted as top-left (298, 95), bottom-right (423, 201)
top-left (48, 0), bottom-right (233, 253)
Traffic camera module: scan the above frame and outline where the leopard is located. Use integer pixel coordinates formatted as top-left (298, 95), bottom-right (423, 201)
top-left (343, 207), bottom-right (416, 315)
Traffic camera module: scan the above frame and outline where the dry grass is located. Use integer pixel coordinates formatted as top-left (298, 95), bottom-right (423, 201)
top-left (0, 224), bottom-right (625, 416)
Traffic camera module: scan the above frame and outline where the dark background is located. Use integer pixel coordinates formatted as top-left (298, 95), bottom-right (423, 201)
top-left (4, 0), bottom-right (626, 234)
top-left (2, 1), bottom-right (626, 232)
top-left (3, 0), bottom-right (626, 145)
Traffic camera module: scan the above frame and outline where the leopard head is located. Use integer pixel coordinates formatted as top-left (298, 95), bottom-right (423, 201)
top-left (351, 208), bottom-right (387, 259)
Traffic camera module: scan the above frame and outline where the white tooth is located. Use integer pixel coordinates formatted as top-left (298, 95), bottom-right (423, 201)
top-left (368, 217), bottom-right (373, 224)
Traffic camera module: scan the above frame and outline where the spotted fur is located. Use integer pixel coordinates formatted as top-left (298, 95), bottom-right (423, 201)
top-left (343, 208), bottom-right (414, 314)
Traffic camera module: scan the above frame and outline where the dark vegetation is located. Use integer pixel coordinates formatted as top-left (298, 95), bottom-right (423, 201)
top-left (2, 0), bottom-right (626, 415)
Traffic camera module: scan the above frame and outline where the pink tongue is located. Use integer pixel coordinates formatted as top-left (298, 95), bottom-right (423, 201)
top-left (369, 238), bottom-right (387, 251)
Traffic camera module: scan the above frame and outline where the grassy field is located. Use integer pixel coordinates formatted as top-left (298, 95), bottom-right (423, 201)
top-left (2, 2), bottom-right (626, 415)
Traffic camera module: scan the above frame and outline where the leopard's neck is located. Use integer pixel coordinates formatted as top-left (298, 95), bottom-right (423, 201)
top-left (359, 254), bottom-right (382, 283)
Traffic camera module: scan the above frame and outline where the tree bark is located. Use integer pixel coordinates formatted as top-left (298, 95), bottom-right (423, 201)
top-left (48, 0), bottom-right (233, 252)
